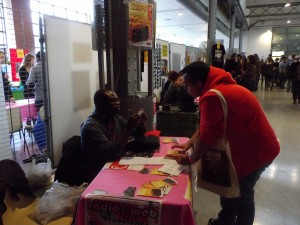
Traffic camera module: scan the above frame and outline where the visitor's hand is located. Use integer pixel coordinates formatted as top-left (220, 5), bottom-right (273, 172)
top-left (172, 154), bottom-right (192, 165)
top-left (171, 140), bottom-right (193, 152)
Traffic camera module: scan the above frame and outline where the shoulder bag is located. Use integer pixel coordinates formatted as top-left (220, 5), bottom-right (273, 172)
top-left (194, 89), bottom-right (240, 198)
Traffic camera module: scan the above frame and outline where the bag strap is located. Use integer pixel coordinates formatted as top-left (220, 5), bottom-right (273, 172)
top-left (208, 89), bottom-right (228, 132)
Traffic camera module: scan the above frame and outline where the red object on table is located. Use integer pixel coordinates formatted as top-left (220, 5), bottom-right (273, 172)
top-left (5, 99), bottom-right (38, 122)
top-left (75, 137), bottom-right (196, 225)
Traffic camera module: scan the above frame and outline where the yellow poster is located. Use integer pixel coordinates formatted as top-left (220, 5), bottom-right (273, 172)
top-left (186, 55), bottom-right (191, 65)
top-left (162, 44), bottom-right (168, 57)
top-left (144, 50), bottom-right (148, 62)
top-left (16, 49), bottom-right (24, 58)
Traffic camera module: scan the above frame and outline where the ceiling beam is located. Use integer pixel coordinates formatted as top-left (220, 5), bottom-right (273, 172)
top-left (247, 2), bottom-right (300, 9)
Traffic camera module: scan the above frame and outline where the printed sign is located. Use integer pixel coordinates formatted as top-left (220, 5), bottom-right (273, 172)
top-left (86, 195), bottom-right (162, 225)
top-left (128, 2), bottom-right (153, 48)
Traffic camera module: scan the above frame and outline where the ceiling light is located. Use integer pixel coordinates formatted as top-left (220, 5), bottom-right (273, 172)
top-left (180, 25), bottom-right (184, 30)
top-left (287, 19), bottom-right (291, 23)
top-left (296, 34), bottom-right (299, 36)
top-left (178, 10), bottom-right (183, 16)
top-left (285, 3), bottom-right (291, 7)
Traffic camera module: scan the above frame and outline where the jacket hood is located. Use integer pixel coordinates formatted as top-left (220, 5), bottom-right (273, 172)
top-left (201, 66), bottom-right (236, 96)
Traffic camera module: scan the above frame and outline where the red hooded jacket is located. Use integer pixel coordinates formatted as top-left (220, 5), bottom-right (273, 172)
top-left (199, 66), bottom-right (280, 178)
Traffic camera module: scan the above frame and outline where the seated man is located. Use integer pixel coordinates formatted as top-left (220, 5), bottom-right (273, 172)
top-left (80, 88), bottom-right (147, 182)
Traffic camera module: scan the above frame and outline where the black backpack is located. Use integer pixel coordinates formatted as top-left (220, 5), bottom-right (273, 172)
top-left (54, 136), bottom-right (86, 186)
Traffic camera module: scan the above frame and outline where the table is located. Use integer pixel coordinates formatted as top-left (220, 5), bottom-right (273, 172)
top-left (5, 99), bottom-right (38, 122)
top-left (75, 137), bottom-right (196, 225)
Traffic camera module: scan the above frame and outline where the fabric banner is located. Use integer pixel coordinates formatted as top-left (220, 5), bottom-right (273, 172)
top-left (85, 194), bottom-right (162, 225)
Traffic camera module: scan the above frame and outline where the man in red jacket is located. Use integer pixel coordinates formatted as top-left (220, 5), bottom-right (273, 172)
top-left (173, 61), bottom-right (280, 225)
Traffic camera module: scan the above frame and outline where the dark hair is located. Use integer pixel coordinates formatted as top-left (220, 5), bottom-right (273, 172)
top-left (94, 89), bottom-right (111, 105)
top-left (36, 51), bottom-right (41, 60)
top-left (167, 71), bottom-right (181, 82)
top-left (180, 61), bottom-right (210, 84)
top-left (248, 55), bottom-right (256, 64)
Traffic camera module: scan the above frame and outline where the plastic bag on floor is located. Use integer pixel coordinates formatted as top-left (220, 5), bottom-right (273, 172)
top-left (26, 158), bottom-right (53, 190)
top-left (29, 181), bottom-right (87, 225)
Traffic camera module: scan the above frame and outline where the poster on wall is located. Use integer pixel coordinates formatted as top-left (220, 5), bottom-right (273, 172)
top-left (85, 195), bottom-right (162, 225)
top-left (128, 1), bottom-right (153, 48)
top-left (9, 48), bottom-right (29, 82)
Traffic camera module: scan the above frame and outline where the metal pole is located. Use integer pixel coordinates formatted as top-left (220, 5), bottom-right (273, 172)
top-left (239, 22), bottom-right (243, 53)
top-left (207, 0), bottom-right (217, 65)
top-left (229, 5), bottom-right (236, 50)
top-left (39, 16), bottom-right (52, 161)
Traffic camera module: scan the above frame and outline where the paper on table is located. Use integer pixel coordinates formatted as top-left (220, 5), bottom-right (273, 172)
top-left (128, 165), bottom-right (144, 171)
top-left (158, 161), bottom-right (185, 176)
top-left (119, 157), bottom-right (174, 165)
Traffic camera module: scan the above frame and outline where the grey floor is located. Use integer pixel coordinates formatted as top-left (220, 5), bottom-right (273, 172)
top-left (193, 86), bottom-right (300, 225)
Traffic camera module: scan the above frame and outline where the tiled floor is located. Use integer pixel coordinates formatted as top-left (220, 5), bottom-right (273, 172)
top-left (193, 86), bottom-right (300, 225)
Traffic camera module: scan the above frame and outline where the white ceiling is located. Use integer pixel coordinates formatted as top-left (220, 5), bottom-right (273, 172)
top-left (38, 0), bottom-right (300, 46)
top-left (155, 0), bottom-right (208, 46)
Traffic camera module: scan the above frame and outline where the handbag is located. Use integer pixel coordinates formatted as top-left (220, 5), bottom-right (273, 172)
top-left (194, 89), bottom-right (240, 198)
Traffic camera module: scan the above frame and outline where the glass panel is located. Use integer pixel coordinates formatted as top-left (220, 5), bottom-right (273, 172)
top-left (54, 6), bottom-right (66, 18)
top-left (66, 10), bottom-right (77, 21)
top-left (31, 12), bottom-right (40, 23)
top-left (287, 27), bottom-right (300, 34)
top-left (39, 2), bottom-right (53, 16)
top-left (272, 34), bottom-right (285, 43)
top-left (273, 27), bottom-right (287, 34)
top-left (287, 33), bottom-right (300, 41)
top-left (32, 24), bottom-right (39, 36)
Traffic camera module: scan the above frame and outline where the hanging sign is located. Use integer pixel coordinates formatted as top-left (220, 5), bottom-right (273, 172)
top-left (128, 2), bottom-right (153, 48)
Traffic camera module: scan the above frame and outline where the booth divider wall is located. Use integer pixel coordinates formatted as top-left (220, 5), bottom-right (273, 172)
top-left (44, 17), bottom-right (99, 167)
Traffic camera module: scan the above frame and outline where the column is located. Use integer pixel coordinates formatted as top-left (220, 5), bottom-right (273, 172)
top-left (207, 0), bottom-right (217, 65)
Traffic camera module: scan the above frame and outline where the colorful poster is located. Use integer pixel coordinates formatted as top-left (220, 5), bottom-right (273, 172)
top-left (16, 49), bottom-right (24, 58)
top-left (162, 44), bottom-right (168, 57)
top-left (128, 2), bottom-right (153, 48)
top-left (9, 48), bottom-right (28, 82)
top-left (86, 195), bottom-right (162, 225)
top-left (144, 50), bottom-right (148, 62)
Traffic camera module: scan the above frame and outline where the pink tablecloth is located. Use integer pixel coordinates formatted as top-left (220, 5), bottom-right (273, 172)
top-left (75, 137), bottom-right (196, 225)
top-left (5, 99), bottom-right (38, 122)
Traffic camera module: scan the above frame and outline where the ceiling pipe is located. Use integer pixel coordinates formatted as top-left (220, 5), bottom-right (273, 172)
top-left (177, 0), bottom-right (230, 36)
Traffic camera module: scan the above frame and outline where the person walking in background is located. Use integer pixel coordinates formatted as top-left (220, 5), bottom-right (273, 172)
top-left (289, 56), bottom-right (300, 104)
top-left (224, 53), bottom-right (238, 80)
top-left (240, 55), bottom-right (258, 92)
top-left (27, 51), bottom-right (43, 112)
top-left (262, 56), bottom-right (274, 90)
top-left (19, 53), bottom-right (35, 99)
top-left (278, 56), bottom-right (288, 89)
top-left (286, 54), bottom-right (296, 92)
top-left (273, 57), bottom-right (280, 87)
top-left (171, 61), bottom-right (280, 225)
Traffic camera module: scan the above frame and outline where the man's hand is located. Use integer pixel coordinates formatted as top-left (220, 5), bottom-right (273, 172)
top-left (138, 109), bottom-right (148, 126)
top-left (126, 114), bottom-right (140, 132)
